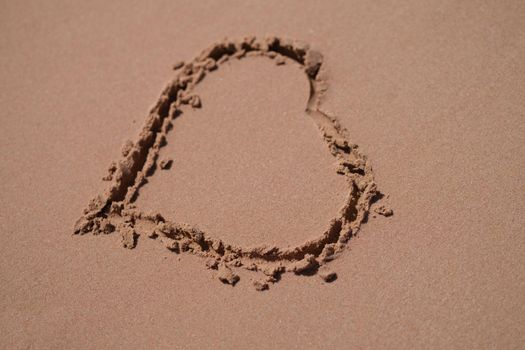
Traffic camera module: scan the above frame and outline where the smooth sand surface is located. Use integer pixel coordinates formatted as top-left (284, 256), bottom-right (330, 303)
top-left (1, 1), bottom-right (524, 349)
top-left (136, 57), bottom-right (348, 248)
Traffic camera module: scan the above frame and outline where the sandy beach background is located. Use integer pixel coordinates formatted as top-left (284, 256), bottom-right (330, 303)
top-left (1, 0), bottom-right (524, 348)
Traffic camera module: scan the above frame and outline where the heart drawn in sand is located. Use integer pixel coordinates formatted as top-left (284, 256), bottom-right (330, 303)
top-left (74, 36), bottom-right (387, 290)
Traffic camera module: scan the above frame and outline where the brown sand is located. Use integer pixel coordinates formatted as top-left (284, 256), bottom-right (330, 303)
top-left (136, 56), bottom-right (349, 249)
top-left (1, 0), bottom-right (524, 349)
top-left (73, 36), bottom-right (380, 286)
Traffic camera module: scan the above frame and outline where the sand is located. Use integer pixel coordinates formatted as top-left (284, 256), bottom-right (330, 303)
top-left (1, 0), bottom-right (524, 349)
top-left (73, 36), bottom-right (382, 286)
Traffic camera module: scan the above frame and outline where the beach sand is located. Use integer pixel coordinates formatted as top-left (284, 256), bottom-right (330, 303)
top-left (1, 1), bottom-right (524, 348)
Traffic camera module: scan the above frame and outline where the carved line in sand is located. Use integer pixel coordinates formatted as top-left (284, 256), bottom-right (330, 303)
top-left (74, 36), bottom-right (384, 290)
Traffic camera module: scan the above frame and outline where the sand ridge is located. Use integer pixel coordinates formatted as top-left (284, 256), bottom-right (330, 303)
top-left (73, 36), bottom-right (389, 289)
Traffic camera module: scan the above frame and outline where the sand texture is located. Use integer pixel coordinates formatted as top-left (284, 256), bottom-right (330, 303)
top-left (73, 36), bottom-right (384, 287)
top-left (1, 0), bottom-right (524, 349)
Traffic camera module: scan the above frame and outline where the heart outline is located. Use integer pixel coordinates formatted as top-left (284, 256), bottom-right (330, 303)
top-left (74, 36), bottom-right (380, 287)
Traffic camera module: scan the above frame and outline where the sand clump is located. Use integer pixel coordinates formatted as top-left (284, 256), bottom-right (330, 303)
top-left (118, 223), bottom-right (137, 249)
top-left (73, 36), bottom-right (389, 290)
top-left (374, 204), bottom-right (393, 217)
top-left (253, 280), bottom-right (269, 291)
top-left (217, 265), bottom-right (240, 286)
top-left (318, 267), bottom-right (338, 283)
top-left (158, 158), bottom-right (173, 170)
top-left (289, 254), bottom-right (319, 274)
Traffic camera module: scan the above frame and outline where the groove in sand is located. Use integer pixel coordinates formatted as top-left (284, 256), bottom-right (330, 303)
top-left (74, 36), bottom-right (385, 289)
